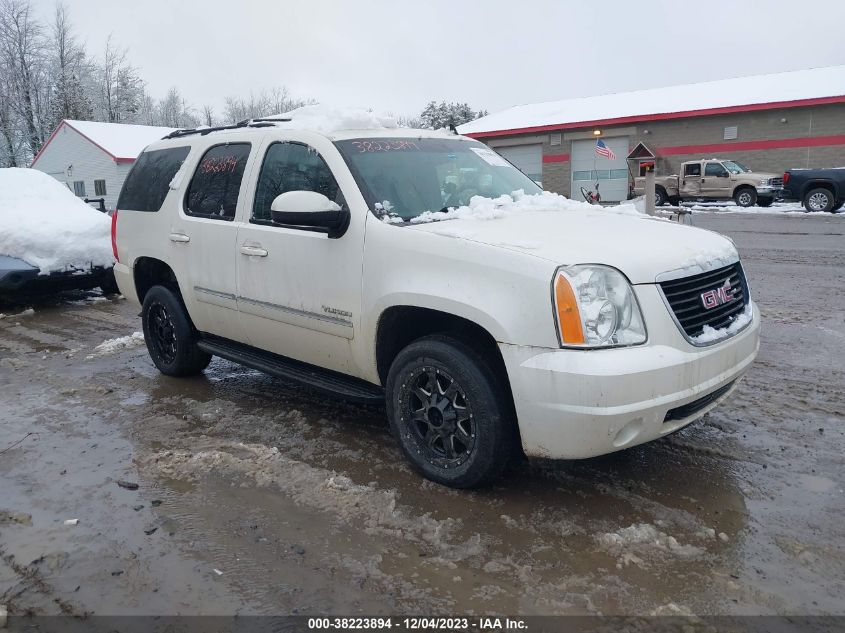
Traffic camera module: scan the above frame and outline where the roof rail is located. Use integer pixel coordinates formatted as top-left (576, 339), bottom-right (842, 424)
top-left (162, 117), bottom-right (293, 140)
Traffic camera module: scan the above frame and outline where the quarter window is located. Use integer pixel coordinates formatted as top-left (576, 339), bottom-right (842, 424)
top-left (252, 142), bottom-right (341, 223)
top-left (94, 179), bottom-right (107, 196)
top-left (185, 143), bottom-right (251, 220)
top-left (118, 146), bottom-right (191, 212)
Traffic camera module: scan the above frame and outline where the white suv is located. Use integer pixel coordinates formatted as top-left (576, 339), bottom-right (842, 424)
top-left (112, 112), bottom-right (760, 488)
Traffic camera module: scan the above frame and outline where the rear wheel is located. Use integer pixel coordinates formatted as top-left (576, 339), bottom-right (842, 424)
top-left (734, 187), bottom-right (757, 207)
top-left (654, 186), bottom-right (667, 207)
top-left (804, 188), bottom-right (834, 212)
top-left (141, 285), bottom-right (211, 376)
top-left (385, 335), bottom-right (515, 488)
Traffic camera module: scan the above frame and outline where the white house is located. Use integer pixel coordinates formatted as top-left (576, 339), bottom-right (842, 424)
top-left (30, 120), bottom-right (177, 211)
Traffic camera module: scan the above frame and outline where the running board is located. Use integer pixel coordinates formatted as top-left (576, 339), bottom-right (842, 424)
top-left (197, 336), bottom-right (384, 405)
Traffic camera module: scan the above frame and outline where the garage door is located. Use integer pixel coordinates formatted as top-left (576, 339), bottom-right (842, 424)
top-left (496, 144), bottom-right (542, 186)
top-left (570, 137), bottom-right (629, 202)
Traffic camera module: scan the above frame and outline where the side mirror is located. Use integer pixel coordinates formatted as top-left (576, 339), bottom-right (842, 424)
top-left (270, 191), bottom-right (350, 239)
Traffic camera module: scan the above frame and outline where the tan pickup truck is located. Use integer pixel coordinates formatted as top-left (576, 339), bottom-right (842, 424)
top-left (633, 159), bottom-right (783, 207)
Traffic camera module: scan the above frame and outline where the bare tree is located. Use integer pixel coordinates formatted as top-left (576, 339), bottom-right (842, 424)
top-left (200, 104), bottom-right (214, 127)
top-left (222, 87), bottom-right (313, 123)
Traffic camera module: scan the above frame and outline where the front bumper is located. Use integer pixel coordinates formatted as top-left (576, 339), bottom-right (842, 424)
top-left (500, 286), bottom-right (761, 460)
top-left (755, 185), bottom-right (783, 197)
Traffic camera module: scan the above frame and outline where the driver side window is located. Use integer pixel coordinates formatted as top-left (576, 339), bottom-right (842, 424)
top-left (252, 142), bottom-right (342, 223)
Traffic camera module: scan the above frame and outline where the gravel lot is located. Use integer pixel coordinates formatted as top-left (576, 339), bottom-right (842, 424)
top-left (1, 211), bottom-right (843, 619)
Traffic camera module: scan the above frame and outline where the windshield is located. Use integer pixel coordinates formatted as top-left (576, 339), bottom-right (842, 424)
top-left (334, 137), bottom-right (543, 222)
top-left (722, 160), bottom-right (750, 174)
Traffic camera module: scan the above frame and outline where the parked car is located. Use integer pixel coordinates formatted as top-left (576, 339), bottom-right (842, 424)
top-left (633, 159), bottom-right (783, 207)
top-left (781, 168), bottom-right (845, 212)
top-left (0, 168), bottom-right (116, 302)
top-left (112, 109), bottom-right (760, 488)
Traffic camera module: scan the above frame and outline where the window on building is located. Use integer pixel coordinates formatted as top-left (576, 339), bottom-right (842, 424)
top-left (638, 160), bottom-right (655, 176)
top-left (684, 163), bottom-right (701, 177)
top-left (118, 146), bottom-right (191, 212)
top-left (252, 142), bottom-right (342, 223)
top-left (94, 179), bottom-right (107, 196)
top-left (72, 180), bottom-right (85, 196)
top-left (185, 143), bottom-right (251, 220)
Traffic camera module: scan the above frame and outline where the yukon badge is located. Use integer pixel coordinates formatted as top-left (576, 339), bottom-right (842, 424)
top-left (700, 279), bottom-right (735, 310)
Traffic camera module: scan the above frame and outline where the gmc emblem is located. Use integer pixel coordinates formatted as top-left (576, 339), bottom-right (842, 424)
top-left (700, 279), bottom-right (735, 310)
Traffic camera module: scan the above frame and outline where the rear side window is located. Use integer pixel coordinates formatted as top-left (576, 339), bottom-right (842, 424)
top-left (185, 143), bottom-right (251, 220)
top-left (684, 163), bottom-right (702, 177)
top-left (117, 146), bottom-right (190, 212)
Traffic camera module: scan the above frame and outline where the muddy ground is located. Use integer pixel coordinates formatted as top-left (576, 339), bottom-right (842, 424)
top-left (1, 212), bottom-right (843, 619)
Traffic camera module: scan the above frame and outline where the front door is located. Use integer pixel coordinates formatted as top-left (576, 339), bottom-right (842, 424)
top-left (701, 161), bottom-right (731, 198)
top-left (235, 137), bottom-right (365, 375)
top-left (679, 161), bottom-right (703, 198)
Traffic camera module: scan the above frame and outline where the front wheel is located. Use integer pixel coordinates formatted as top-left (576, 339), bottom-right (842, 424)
top-left (804, 188), bottom-right (835, 212)
top-left (385, 336), bottom-right (515, 488)
top-left (141, 285), bottom-right (211, 376)
top-left (734, 187), bottom-right (757, 207)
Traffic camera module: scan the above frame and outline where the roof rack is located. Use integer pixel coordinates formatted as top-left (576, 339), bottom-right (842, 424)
top-left (162, 117), bottom-right (293, 140)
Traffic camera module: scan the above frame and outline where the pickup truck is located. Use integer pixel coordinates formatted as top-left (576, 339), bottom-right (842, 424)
top-left (781, 168), bottom-right (845, 212)
top-left (112, 112), bottom-right (760, 488)
top-left (633, 159), bottom-right (783, 208)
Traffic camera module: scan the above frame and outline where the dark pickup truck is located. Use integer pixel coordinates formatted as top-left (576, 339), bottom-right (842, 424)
top-left (782, 168), bottom-right (845, 213)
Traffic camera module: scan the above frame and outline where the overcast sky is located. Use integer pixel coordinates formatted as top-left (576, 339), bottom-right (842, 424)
top-left (30, 0), bottom-right (845, 118)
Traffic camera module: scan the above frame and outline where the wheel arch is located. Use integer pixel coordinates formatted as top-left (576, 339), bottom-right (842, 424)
top-left (800, 179), bottom-right (839, 201)
top-left (133, 257), bottom-right (182, 304)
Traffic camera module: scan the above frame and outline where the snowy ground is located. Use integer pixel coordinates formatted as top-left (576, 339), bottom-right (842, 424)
top-left (0, 214), bottom-right (843, 620)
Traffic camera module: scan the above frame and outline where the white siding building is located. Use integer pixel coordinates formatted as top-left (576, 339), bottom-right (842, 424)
top-left (30, 120), bottom-right (176, 211)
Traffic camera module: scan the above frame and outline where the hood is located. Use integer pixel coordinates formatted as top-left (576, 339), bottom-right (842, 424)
top-left (744, 171), bottom-right (781, 180)
top-left (406, 209), bottom-right (738, 284)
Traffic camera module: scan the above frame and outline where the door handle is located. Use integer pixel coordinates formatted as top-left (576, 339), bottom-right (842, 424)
top-left (240, 245), bottom-right (268, 257)
top-left (169, 232), bottom-right (190, 243)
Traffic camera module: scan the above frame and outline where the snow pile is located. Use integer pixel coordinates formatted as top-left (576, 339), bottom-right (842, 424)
top-left (0, 168), bottom-right (114, 274)
top-left (692, 305), bottom-right (753, 344)
top-left (91, 331), bottom-right (144, 356)
top-left (266, 105), bottom-right (399, 133)
top-left (675, 241), bottom-right (739, 275)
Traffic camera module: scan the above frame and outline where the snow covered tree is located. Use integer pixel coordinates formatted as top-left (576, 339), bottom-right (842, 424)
top-left (95, 36), bottom-right (144, 123)
top-left (222, 87), bottom-right (313, 123)
top-left (418, 101), bottom-right (488, 130)
top-left (47, 3), bottom-right (92, 129)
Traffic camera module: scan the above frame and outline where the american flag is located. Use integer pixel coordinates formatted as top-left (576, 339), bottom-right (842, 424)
top-left (595, 139), bottom-right (616, 160)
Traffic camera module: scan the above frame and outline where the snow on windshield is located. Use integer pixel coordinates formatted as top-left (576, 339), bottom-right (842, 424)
top-left (0, 168), bottom-right (114, 274)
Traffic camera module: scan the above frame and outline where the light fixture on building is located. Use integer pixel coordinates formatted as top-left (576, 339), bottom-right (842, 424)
top-left (643, 129), bottom-right (651, 135)
top-left (592, 129), bottom-right (602, 136)
top-left (781, 118), bottom-right (788, 124)
top-left (66, 164), bottom-right (73, 177)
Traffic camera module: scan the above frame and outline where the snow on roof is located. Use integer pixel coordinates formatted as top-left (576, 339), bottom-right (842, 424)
top-left (265, 105), bottom-right (401, 133)
top-left (458, 65), bottom-right (845, 136)
top-left (61, 120), bottom-right (176, 161)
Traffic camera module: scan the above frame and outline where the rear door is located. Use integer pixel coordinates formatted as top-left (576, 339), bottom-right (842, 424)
top-left (679, 161), bottom-right (703, 198)
top-left (169, 139), bottom-right (256, 342)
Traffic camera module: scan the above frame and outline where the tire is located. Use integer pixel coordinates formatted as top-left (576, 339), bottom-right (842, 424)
top-left (654, 187), bottom-right (667, 207)
top-left (385, 335), bottom-right (515, 488)
top-left (669, 196), bottom-right (682, 207)
top-left (734, 187), bottom-right (757, 207)
top-left (756, 197), bottom-right (774, 208)
top-left (99, 268), bottom-right (119, 295)
top-left (803, 188), bottom-right (834, 213)
top-left (141, 285), bottom-right (211, 376)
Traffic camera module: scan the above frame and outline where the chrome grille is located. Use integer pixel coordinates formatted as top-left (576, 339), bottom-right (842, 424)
top-left (769, 177), bottom-right (784, 187)
top-left (659, 263), bottom-right (748, 341)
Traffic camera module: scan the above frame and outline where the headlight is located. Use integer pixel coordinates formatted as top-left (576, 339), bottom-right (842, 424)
top-left (553, 265), bottom-right (647, 347)
top-left (759, 178), bottom-right (770, 186)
